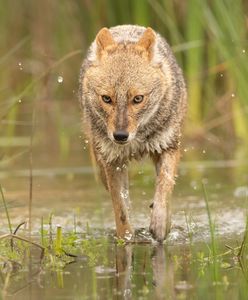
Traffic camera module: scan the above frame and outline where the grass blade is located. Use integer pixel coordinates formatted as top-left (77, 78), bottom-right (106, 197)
top-left (202, 182), bottom-right (219, 282)
top-left (0, 184), bottom-right (12, 234)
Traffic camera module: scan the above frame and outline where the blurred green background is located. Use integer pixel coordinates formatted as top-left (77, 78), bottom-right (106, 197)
top-left (0, 0), bottom-right (248, 169)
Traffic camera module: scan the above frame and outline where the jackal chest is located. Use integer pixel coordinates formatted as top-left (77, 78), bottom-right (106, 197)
top-left (95, 127), bottom-right (176, 163)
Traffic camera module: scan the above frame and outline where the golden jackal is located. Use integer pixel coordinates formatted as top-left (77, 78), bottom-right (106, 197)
top-left (79, 25), bottom-right (187, 242)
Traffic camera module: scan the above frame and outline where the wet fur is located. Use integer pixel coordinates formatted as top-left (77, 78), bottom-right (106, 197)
top-left (79, 25), bottom-right (187, 242)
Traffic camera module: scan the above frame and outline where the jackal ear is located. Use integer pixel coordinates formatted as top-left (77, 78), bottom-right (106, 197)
top-left (96, 27), bottom-right (116, 57)
top-left (136, 27), bottom-right (156, 59)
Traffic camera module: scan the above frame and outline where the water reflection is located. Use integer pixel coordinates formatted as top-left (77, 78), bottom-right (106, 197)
top-left (151, 245), bottom-right (174, 299)
top-left (115, 244), bottom-right (175, 299)
top-left (115, 244), bottom-right (132, 299)
top-left (1, 241), bottom-right (177, 299)
top-left (0, 239), bottom-right (43, 298)
top-left (1, 137), bottom-right (248, 299)
top-left (2, 235), bottom-right (248, 299)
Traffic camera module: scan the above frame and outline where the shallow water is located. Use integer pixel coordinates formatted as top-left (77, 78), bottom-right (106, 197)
top-left (1, 146), bottom-right (248, 299)
top-left (1, 155), bottom-right (248, 240)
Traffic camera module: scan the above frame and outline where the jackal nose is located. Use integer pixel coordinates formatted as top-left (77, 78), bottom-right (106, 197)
top-left (113, 131), bottom-right (129, 142)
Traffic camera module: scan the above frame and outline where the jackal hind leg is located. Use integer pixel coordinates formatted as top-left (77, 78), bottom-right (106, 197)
top-left (149, 150), bottom-right (179, 242)
top-left (103, 161), bottom-right (133, 239)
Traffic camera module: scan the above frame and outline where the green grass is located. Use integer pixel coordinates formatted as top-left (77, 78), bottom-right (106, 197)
top-left (202, 182), bottom-right (219, 282)
top-left (0, 184), bottom-right (12, 234)
top-left (0, 0), bottom-right (248, 159)
top-left (1, 198), bottom-right (248, 298)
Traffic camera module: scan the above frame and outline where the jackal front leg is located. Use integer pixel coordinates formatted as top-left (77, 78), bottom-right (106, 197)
top-left (103, 162), bottom-right (133, 238)
top-left (150, 150), bottom-right (179, 242)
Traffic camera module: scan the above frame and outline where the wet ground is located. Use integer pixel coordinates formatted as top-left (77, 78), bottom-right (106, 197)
top-left (1, 146), bottom-right (248, 299)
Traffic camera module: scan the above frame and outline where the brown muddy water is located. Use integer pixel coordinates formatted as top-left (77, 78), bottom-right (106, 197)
top-left (0, 146), bottom-right (248, 299)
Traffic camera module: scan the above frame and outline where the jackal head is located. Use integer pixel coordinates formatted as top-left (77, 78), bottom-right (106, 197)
top-left (83, 27), bottom-right (167, 145)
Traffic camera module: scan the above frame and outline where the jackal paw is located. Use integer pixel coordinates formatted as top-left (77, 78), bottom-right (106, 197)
top-left (149, 205), bottom-right (170, 242)
top-left (116, 225), bottom-right (133, 240)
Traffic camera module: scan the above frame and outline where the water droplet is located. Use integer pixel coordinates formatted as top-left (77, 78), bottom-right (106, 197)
top-left (220, 73), bottom-right (224, 77)
top-left (124, 230), bottom-right (132, 241)
top-left (202, 150), bottom-right (206, 154)
top-left (57, 76), bottom-right (63, 83)
top-left (18, 62), bottom-right (23, 70)
top-left (120, 188), bottom-right (129, 200)
top-left (242, 49), bottom-right (246, 53)
top-left (18, 99), bottom-right (22, 103)
top-left (85, 139), bottom-right (89, 144)
top-left (183, 148), bottom-right (188, 152)
top-left (116, 166), bottom-right (121, 172)
top-left (123, 289), bottom-right (132, 297)
top-left (231, 93), bottom-right (235, 98)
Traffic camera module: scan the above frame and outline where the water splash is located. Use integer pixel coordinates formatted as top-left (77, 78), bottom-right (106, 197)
top-left (120, 188), bottom-right (129, 200)
top-left (57, 76), bottom-right (63, 83)
top-left (124, 230), bottom-right (132, 241)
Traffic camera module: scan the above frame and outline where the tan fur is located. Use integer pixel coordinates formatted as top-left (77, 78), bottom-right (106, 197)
top-left (136, 27), bottom-right (155, 60)
top-left (96, 27), bottom-right (116, 58)
top-left (79, 25), bottom-right (187, 242)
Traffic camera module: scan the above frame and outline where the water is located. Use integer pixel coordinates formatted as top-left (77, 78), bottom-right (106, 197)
top-left (1, 146), bottom-right (248, 299)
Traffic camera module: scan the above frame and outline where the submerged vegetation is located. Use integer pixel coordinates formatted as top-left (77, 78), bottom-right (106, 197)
top-left (1, 183), bottom-right (248, 298)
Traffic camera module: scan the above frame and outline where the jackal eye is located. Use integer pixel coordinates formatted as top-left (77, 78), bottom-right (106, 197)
top-left (101, 95), bottom-right (112, 104)
top-left (133, 95), bottom-right (144, 104)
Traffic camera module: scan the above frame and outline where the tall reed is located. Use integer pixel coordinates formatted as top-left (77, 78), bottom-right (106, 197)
top-left (0, 0), bottom-right (247, 154)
